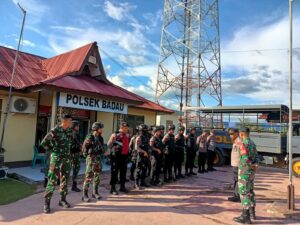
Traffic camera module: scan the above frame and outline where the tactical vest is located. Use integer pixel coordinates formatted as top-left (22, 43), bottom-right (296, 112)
top-left (186, 134), bottom-right (196, 151)
top-left (139, 134), bottom-right (150, 152)
top-left (151, 136), bottom-right (163, 155)
top-left (164, 133), bottom-right (175, 154)
top-left (176, 134), bottom-right (185, 147)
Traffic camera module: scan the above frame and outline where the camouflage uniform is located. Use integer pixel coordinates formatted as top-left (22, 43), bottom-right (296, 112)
top-left (134, 134), bottom-right (149, 186)
top-left (41, 125), bottom-right (73, 200)
top-left (82, 133), bottom-right (104, 191)
top-left (70, 130), bottom-right (81, 185)
top-left (150, 135), bottom-right (163, 184)
top-left (129, 134), bottom-right (138, 180)
top-left (238, 137), bottom-right (257, 209)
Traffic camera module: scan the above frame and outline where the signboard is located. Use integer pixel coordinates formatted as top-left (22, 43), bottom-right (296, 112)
top-left (57, 92), bottom-right (128, 114)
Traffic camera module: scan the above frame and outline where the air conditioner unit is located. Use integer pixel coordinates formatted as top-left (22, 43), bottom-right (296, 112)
top-left (10, 96), bottom-right (37, 114)
top-left (0, 166), bottom-right (8, 179)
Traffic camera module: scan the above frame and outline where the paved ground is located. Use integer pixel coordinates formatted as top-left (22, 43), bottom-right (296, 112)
top-left (1, 166), bottom-right (300, 225)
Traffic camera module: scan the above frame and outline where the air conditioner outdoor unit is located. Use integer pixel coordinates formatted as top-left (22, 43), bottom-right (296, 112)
top-left (0, 166), bottom-right (8, 179)
top-left (10, 96), bottom-right (37, 114)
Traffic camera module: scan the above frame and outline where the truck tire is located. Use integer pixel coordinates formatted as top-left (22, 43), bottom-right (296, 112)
top-left (292, 157), bottom-right (300, 178)
top-left (214, 148), bottom-right (225, 166)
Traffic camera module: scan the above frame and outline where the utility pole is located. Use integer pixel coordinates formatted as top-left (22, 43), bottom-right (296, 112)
top-left (0, 3), bottom-right (26, 168)
top-left (287, 0), bottom-right (294, 211)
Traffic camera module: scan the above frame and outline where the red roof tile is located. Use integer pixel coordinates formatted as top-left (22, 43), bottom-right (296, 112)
top-left (0, 46), bottom-right (46, 89)
top-left (42, 42), bottom-right (95, 80)
top-left (42, 75), bottom-right (143, 104)
top-left (0, 42), bottom-right (173, 113)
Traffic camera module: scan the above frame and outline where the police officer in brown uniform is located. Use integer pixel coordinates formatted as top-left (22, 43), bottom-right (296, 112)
top-left (197, 130), bottom-right (208, 173)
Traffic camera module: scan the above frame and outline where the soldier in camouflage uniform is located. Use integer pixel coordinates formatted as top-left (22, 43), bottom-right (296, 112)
top-left (129, 126), bottom-right (139, 181)
top-left (233, 127), bottom-right (258, 224)
top-left (70, 121), bottom-right (81, 192)
top-left (41, 114), bottom-right (73, 214)
top-left (134, 124), bottom-right (150, 190)
top-left (82, 122), bottom-right (105, 202)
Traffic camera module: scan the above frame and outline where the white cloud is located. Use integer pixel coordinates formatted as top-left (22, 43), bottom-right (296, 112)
top-left (0, 42), bottom-right (14, 49)
top-left (103, 1), bottom-right (135, 21)
top-left (221, 16), bottom-right (300, 108)
top-left (15, 39), bottom-right (35, 47)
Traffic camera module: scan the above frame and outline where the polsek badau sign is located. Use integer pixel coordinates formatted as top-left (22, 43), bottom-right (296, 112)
top-left (57, 92), bottom-right (128, 114)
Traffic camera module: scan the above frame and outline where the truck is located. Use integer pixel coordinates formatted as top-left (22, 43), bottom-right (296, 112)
top-left (185, 105), bottom-right (300, 177)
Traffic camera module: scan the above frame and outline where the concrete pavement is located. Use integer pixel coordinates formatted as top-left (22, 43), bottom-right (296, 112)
top-left (1, 166), bottom-right (300, 225)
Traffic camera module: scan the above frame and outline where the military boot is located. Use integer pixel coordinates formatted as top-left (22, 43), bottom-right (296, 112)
top-left (71, 181), bottom-right (81, 192)
top-left (249, 207), bottom-right (256, 220)
top-left (43, 178), bottom-right (48, 188)
top-left (92, 187), bottom-right (102, 200)
top-left (82, 189), bottom-right (90, 202)
top-left (58, 196), bottom-right (71, 208)
top-left (119, 184), bottom-right (129, 193)
top-left (233, 209), bottom-right (252, 224)
top-left (43, 198), bottom-right (51, 214)
top-left (110, 185), bottom-right (118, 195)
top-left (141, 179), bottom-right (150, 187)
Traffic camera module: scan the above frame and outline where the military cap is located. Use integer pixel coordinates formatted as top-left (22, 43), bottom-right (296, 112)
top-left (71, 120), bottom-right (80, 129)
top-left (92, 122), bottom-right (104, 131)
top-left (240, 127), bottom-right (250, 133)
top-left (120, 122), bottom-right (129, 127)
top-left (178, 125), bottom-right (185, 131)
top-left (167, 124), bottom-right (176, 130)
top-left (61, 114), bottom-right (72, 120)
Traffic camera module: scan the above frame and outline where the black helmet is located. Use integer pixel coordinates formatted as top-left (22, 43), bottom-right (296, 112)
top-left (92, 122), bottom-right (104, 131)
top-left (160, 125), bottom-right (165, 130)
top-left (152, 126), bottom-right (161, 133)
top-left (178, 126), bottom-right (185, 131)
top-left (138, 124), bottom-right (148, 131)
top-left (71, 120), bottom-right (80, 129)
top-left (167, 124), bottom-right (176, 130)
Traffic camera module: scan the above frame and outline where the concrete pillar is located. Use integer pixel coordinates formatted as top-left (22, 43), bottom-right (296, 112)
top-left (50, 91), bottom-right (57, 129)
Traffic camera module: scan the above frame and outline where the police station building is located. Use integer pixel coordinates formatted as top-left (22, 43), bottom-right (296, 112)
top-left (0, 42), bottom-right (173, 166)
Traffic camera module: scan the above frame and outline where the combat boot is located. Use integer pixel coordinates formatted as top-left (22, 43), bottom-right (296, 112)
top-left (43, 198), bottom-right (51, 214)
top-left (71, 181), bottom-right (81, 192)
top-left (228, 196), bottom-right (241, 202)
top-left (249, 207), bottom-right (256, 220)
top-left (82, 189), bottom-right (90, 202)
top-left (59, 196), bottom-right (71, 208)
top-left (43, 178), bottom-right (48, 188)
top-left (110, 185), bottom-right (118, 195)
top-left (92, 187), bottom-right (102, 200)
top-left (233, 209), bottom-right (252, 224)
top-left (141, 180), bottom-right (150, 187)
top-left (119, 185), bottom-right (129, 193)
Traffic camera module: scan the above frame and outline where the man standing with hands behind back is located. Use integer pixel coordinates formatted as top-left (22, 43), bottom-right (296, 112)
top-left (108, 122), bottom-right (130, 194)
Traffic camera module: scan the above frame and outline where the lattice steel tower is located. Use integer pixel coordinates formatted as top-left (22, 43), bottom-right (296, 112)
top-left (155, 0), bottom-right (222, 127)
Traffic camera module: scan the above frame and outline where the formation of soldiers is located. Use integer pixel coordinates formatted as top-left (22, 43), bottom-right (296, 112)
top-left (41, 114), bottom-right (258, 225)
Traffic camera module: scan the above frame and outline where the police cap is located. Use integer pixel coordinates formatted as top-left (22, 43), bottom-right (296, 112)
top-left (138, 124), bottom-right (148, 131)
top-left (152, 126), bottom-right (161, 133)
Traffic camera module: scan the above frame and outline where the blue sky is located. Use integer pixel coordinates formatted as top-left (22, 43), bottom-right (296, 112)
top-left (0, 0), bottom-right (300, 109)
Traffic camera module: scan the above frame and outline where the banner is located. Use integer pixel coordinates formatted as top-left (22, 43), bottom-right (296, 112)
top-left (57, 92), bottom-right (128, 114)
